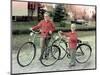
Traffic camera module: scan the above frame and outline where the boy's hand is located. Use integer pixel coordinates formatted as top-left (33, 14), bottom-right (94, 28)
top-left (58, 31), bottom-right (63, 35)
top-left (58, 31), bottom-right (63, 38)
top-left (59, 31), bottom-right (63, 33)
top-left (49, 31), bottom-right (52, 34)
top-left (29, 28), bottom-right (33, 31)
top-left (67, 37), bottom-right (70, 40)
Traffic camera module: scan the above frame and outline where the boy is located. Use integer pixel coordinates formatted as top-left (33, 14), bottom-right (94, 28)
top-left (30, 12), bottom-right (55, 59)
top-left (60, 24), bottom-right (78, 67)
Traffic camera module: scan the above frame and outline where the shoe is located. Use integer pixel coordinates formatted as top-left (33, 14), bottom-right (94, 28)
top-left (39, 56), bottom-right (44, 60)
top-left (69, 62), bottom-right (76, 67)
top-left (45, 55), bottom-right (49, 60)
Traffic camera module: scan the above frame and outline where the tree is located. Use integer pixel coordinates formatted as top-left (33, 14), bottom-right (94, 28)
top-left (28, 2), bottom-right (35, 21)
top-left (53, 4), bottom-right (66, 22)
top-left (37, 3), bottom-right (46, 21)
top-left (38, 7), bottom-right (46, 21)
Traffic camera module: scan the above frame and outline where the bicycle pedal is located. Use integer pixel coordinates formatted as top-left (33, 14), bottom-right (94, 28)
top-left (39, 56), bottom-right (45, 60)
top-left (76, 52), bottom-right (83, 56)
top-left (67, 54), bottom-right (71, 58)
top-left (45, 57), bottom-right (48, 60)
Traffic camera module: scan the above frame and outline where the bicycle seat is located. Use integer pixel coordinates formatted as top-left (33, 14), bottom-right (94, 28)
top-left (77, 39), bottom-right (82, 43)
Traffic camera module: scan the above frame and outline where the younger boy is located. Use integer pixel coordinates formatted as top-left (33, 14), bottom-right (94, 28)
top-left (60, 24), bottom-right (78, 67)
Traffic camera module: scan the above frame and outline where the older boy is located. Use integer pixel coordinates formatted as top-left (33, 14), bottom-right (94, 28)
top-left (30, 12), bottom-right (55, 59)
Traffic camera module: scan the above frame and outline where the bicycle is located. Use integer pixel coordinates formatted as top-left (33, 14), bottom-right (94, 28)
top-left (52, 31), bottom-right (92, 63)
top-left (17, 30), bottom-right (61, 67)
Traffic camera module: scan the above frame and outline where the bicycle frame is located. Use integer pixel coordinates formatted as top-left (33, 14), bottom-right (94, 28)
top-left (29, 30), bottom-right (58, 50)
top-left (29, 30), bottom-right (90, 57)
top-left (29, 30), bottom-right (40, 43)
top-left (55, 31), bottom-right (91, 57)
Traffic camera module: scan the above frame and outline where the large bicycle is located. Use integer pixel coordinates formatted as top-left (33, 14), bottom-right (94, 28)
top-left (17, 30), bottom-right (60, 67)
top-left (52, 31), bottom-right (92, 64)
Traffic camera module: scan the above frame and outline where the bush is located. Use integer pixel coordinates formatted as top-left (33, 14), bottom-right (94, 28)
top-left (53, 4), bottom-right (66, 22)
top-left (56, 21), bottom-right (67, 27)
top-left (60, 21), bottom-right (66, 27)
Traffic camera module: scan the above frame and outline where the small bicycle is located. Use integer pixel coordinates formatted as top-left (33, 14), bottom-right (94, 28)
top-left (17, 30), bottom-right (61, 67)
top-left (52, 31), bottom-right (92, 63)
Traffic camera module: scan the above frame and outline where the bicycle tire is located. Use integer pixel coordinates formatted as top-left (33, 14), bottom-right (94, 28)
top-left (52, 38), bottom-right (67, 60)
top-left (75, 44), bottom-right (92, 63)
top-left (17, 42), bottom-right (36, 67)
top-left (40, 45), bottom-right (61, 67)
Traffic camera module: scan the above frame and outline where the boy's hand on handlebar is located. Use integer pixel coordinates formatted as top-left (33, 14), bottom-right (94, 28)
top-left (29, 28), bottom-right (33, 31)
top-left (58, 31), bottom-right (63, 38)
top-left (58, 31), bottom-right (63, 35)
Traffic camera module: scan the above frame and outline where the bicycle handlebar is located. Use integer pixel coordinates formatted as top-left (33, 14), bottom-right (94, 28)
top-left (57, 31), bottom-right (64, 39)
top-left (30, 29), bottom-right (40, 34)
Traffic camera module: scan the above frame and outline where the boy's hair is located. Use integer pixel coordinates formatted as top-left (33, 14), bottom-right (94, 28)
top-left (71, 24), bottom-right (76, 29)
top-left (44, 12), bottom-right (49, 16)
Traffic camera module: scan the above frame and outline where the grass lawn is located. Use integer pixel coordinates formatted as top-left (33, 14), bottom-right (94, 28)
top-left (12, 31), bottom-right (95, 51)
top-left (12, 21), bottom-right (96, 32)
top-left (12, 21), bottom-right (38, 30)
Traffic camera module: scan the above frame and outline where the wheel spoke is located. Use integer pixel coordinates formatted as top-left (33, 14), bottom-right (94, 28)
top-left (52, 39), bottom-right (67, 59)
top-left (17, 42), bottom-right (36, 67)
top-left (76, 44), bottom-right (92, 63)
top-left (40, 45), bottom-right (60, 66)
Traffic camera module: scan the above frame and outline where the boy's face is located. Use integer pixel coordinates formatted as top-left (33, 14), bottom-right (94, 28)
top-left (44, 16), bottom-right (50, 21)
top-left (71, 26), bottom-right (76, 32)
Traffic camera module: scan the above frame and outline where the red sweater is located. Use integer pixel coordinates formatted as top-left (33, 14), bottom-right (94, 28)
top-left (63, 31), bottom-right (78, 49)
top-left (32, 20), bottom-right (55, 38)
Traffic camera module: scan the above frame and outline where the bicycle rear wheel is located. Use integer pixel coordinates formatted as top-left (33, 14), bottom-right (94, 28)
top-left (40, 45), bottom-right (60, 66)
top-left (52, 38), bottom-right (67, 60)
top-left (17, 42), bottom-right (36, 67)
top-left (76, 44), bottom-right (92, 63)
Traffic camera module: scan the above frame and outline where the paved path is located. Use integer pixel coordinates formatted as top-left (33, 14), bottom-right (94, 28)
top-left (12, 35), bottom-right (96, 74)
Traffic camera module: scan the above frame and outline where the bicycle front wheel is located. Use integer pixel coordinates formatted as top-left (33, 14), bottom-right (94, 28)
top-left (76, 44), bottom-right (92, 63)
top-left (52, 38), bottom-right (67, 60)
top-left (40, 45), bottom-right (60, 66)
top-left (17, 42), bottom-right (36, 67)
